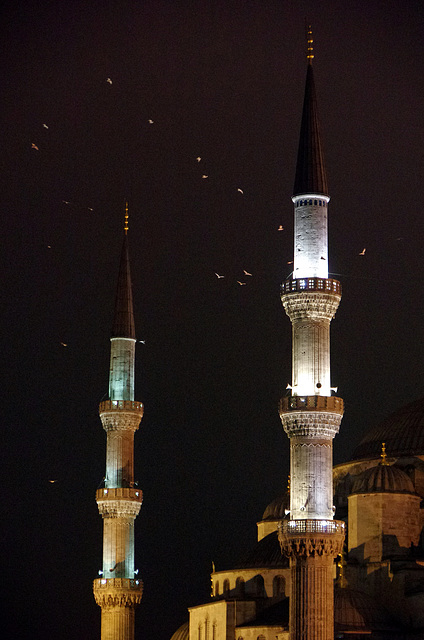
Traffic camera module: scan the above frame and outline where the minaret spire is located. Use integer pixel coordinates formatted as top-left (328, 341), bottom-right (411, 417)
top-left (93, 207), bottom-right (144, 640)
top-left (278, 35), bottom-right (345, 640)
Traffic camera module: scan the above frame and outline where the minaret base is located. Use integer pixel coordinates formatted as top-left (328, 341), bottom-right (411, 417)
top-left (279, 520), bottom-right (345, 640)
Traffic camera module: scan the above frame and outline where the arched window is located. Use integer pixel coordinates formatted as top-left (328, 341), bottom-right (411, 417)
top-left (214, 581), bottom-right (219, 597)
top-left (223, 579), bottom-right (230, 594)
top-left (273, 575), bottom-right (285, 597)
top-left (236, 576), bottom-right (245, 597)
top-left (253, 574), bottom-right (265, 597)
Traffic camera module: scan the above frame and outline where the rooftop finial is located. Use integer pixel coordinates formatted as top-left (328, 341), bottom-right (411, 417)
top-left (124, 201), bottom-right (129, 235)
top-left (381, 442), bottom-right (389, 465)
top-left (306, 24), bottom-right (314, 64)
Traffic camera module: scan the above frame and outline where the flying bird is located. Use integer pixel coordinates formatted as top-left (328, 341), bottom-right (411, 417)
top-left (42, 123), bottom-right (49, 129)
top-left (359, 248), bottom-right (366, 255)
top-left (202, 175), bottom-right (208, 179)
top-left (215, 273), bottom-right (224, 279)
top-left (62, 200), bottom-right (70, 205)
top-left (106, 78), bottom-right (112, 84)
top-left (60, 342), bottom-right (67, 347)
top-left (47, 245), bottom-right (51, 249)
top-left (237, 188), bottom-right (244, 194)
top-left (148, 119), bottom-right (154, 124)
top-left (31, 143), bottom-right (39, 150)
top-left (278, 225), bottom-right (284, 231)
top-left (196, 157), bottom-right (201, 162)
top-left (243, 270), bottom-right (252, 276)
top-left (237, 281), bottom-right (246, 286)
top-left (287, 260), bottom-right (293, 264)
top-left (49, 480), bottom-right (57, 483)
top-left (87, 207), bottom-right (94, 211)
top-left (138, 340), bottom-right (146, 344)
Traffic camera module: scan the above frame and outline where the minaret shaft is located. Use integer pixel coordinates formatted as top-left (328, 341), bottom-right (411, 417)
top-left (294, 197), bottom-right (329, 279)
top-left (109, 338), bottom-right (136, 402)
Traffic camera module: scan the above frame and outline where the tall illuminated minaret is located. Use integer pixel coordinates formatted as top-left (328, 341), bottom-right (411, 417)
top-left (278, 29), bottom-right (345, 640)
top-left (93, 205), bottom-right (144, 640)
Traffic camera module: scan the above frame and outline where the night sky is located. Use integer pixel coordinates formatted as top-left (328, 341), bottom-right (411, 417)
top-left (1, 1), bottom-right (423, 638)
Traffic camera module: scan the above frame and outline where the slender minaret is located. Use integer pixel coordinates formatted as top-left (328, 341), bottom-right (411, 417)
top-left (93, 204), bottom-right (144, 640)
top-left (278, 29), bottom-right (345, 640)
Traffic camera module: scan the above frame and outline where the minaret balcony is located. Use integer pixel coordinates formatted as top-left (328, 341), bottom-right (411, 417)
top-left (281, 277), bottom-right (341, 295)
top-left (278, 519), bottom-right (345, 558)
top-left (99, 400), bottom-right (144, 414)
top-left (280, 395), bottom-right (344, 414)
top-left (93, 577), bottom-right (143, 608)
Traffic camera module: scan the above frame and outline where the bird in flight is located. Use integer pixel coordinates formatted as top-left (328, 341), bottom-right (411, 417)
top-left (278, 225), bottom-right (284, 231)
top-left (196, 157), bottom-right (201, 162)
top-left (138, 340), bottom-right (146, 344)
top-left (287, 260), bottom-right (293, 264)
top-left (237, 188), bottom-right (244, 194)
top-left (49, 480), bottom-right (57, 483)
top-left (148, 119), bottom-right (154, 124)
top-left (237, 281), bottom-right (246, 286)
top-left (43, 123), bottom-right (49, 129)
top-left (60, 342), bottom-right (67, 347)
top-left (106, 78), bottom-right (112, 84)
top-left (87, 207), bottom-right (94, 211)
top-left (202, 175), bottom-right (208, 179)
top-left (243, 270), bottom-right (252, 276)
top-left (62, 200), bottom-right (70, 205)
top-left (215, 273), bottom-right (224, 279)
top-left (359, 248), bottom-right (366, 255)
top-left (31, 143), bottom-right (39, 150)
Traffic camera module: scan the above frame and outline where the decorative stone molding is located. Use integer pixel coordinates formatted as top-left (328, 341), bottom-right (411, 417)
top-left (278, 519), bottom-right (345, 559)
top-left (281, 287), bottom-right (341, 322)
top-left (93, 578), bottom-right (143, 609)
top-left (280, 407), bottom-right (343, 439)
top-left (96, 498), bottom-right (142, 519)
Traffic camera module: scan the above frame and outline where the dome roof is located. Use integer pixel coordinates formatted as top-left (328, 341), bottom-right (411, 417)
top-left (334, 586), bottom-right (394, 632)
top-left (352, 396), bottom-right (424, 460)
top-left (170, 621), bottom-right (189, 640)
top-left (232, 531), bottom-right (288, 570)
top-left (351, 464), bottom-right (415, 495)
top-left (261, 492), bottom-right (289, 521)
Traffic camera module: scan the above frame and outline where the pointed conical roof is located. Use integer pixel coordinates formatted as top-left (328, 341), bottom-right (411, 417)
top-left (293, 63), bottom-right (328, 197)
top-left (111, 234), bottom-right (136, 339)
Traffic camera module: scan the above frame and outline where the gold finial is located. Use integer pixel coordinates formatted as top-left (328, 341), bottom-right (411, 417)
top-left (124, 201), bottom-right (129, 235)
top-left (337, 553), bottom-right (348, 588)
top-left (381, 442), bottom-right (389, 465)
top-left (306, 24), bottom-right (314, 63)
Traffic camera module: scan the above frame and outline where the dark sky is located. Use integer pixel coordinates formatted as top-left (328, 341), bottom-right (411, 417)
top-left (1, 1), bottom-right (423, 638)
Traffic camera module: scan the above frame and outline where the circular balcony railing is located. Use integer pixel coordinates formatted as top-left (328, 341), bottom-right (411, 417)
top-left (281, 278), bottom-right (341, 295)
top-left (99, 400), bottom-right (144, 413)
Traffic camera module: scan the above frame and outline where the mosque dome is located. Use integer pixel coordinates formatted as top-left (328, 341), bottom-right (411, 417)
top-left (334, 586), bottom-right (394, 633)
top-left (352, 396), bottom-right (424, 460)
top-left (170, 621), bottom-right (189, 640)
top-left (233, 531), bottom-right (288, 569)
top-left (351, 463), bottom-right (415, 495)
top-left (261, 492), bottom-right (289, 521)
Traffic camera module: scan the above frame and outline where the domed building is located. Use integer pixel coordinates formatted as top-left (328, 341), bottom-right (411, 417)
top-left (171, 396), bottom-right (424, 639)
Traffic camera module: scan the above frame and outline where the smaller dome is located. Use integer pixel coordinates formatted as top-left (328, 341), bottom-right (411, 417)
top-left (170, 621), bottom-right (189, 640)
top-left (351, 464), bottom-right (415, 495)
top-left (334, 586), bottom-right (393, 632)
top-left (262, 492), bottom-right (289, 521)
